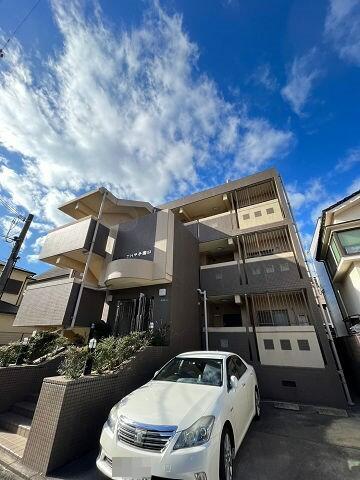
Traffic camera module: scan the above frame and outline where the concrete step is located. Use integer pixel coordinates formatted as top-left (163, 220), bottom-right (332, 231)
top-left (24, 393), bottom-right (39, 404)
top-left (0, 412), bottom-right (32, 439)
top-left (0, 428), bottom-right (27, 459)
top-left (11, 401), bottom-right (36, 419)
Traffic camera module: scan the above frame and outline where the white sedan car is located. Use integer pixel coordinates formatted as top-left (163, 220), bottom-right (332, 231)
top-left (97, 351), bottom-right (260, 480)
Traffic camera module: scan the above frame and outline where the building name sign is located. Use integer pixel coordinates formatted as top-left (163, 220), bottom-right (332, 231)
top-left (125, 249), bottom-right (152, 259)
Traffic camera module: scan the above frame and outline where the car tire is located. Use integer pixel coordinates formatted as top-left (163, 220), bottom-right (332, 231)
top-left (254, 388), bottom-right (261, 420)
top-left (219, 427), bottom-right (234, 480)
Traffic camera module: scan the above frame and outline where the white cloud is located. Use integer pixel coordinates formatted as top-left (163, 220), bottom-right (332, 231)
top-left (281, 49), bottom-right (322, 116)
top-left (336, 146), bottom-right (360, 171)
top-left (325, 0), bottom-right (360, 66)
top-left (249, 64), bottom-right (278, 91)
top-left (235, 119), bottom-right (293, 172)
top-left (0, 1), bottom-right (293, 261)
top-left (287, 179), bottom-right (325, 212)
top-left (347, 177), bottom-right (360, 194)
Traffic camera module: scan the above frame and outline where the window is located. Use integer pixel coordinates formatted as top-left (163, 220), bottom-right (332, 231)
top-left (298, 339), bottom-right (310, 351)
top-left (265, 264), bottom-right (275, 273)
top-left (280, 339), bottom-right (292, 350)
top-left (215, 273), bottom-right (222, 280)
top-left (252, 266), bottom-right (261, 275)
top-left (233, 356), bottom-right (247, 378)
top-left (297, 314), bottom-right (308, 325)
top-left (243, 214), bottom-right (250, 220)
top-left (154, 357), bottom-right (223, 386)
top-left (220, 339), bottom-right (229, 349)
top-left (227, 356), bottom-right (247, 388)
top-left (329, 237), bottom-right (341, 264)
top-left (266, 207), bottom-right (274, 214)
top-left (254, 210), bottom-right (262, 217)
top-left (223, 313), bottom-right (242, 327)
top-left (280, 263), bottom-right (290, 272)
top-left (337, 228), bottom-right (360, 255)
top-left (264, 339), bottom-right (274, 350)
top-left (257, 309), bottom-right (290, 326)
top-left (4, 279), bottom-right (22, 295)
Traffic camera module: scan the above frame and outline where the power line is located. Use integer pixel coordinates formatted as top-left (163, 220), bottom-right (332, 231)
top-left (0, 0), bottom-right (42, 57)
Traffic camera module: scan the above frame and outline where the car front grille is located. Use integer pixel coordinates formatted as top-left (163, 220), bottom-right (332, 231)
top-left (117, 416), bottom-right (177, 452)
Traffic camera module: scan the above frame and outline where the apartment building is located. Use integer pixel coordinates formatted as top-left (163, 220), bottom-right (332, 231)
top-left (14, 168), bottom-right (347, 407)
top-left (311, 189), bottom-right (360, 392)
top-left (0, 261), bottom-right (35, 344)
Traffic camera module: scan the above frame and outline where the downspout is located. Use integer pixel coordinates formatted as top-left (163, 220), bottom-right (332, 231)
top-left (70, 190), bottom-right (107, 328)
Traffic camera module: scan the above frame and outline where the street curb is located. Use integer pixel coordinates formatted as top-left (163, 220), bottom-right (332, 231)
top-left (0, 448), bottom-right (43, 480)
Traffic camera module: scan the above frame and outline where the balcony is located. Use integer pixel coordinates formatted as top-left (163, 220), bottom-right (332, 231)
top-left (39, 217), bottom-right (109, 279)
top-left (104, 258), bottom-right (164, 289)
top-left (13, 278), bottom-right (105, 328)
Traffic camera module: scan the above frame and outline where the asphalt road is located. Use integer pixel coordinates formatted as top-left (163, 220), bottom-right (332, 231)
top-left (27, 404), bottom-right (360, 480)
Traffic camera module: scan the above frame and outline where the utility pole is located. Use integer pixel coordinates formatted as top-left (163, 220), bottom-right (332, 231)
top-left (0, 213), bottom-right (33, 299)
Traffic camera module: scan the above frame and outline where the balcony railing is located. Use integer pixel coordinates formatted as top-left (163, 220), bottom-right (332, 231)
top-left (241, 227), bottom-right (291, 259)
top-left (249, 291), bottom-right (310, 326)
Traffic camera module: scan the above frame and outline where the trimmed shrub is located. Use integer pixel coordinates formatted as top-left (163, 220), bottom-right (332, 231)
top-left (25, 330), bottom-right (69, 362)
top-left (58, 346), bottom-right (88, 379)
top-left (0, 341), bottom-right (22, 367)
top-left (59, 331), bottom-right (151, 378)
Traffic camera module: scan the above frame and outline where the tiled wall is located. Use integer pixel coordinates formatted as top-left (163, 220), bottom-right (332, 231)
top-left (0, 355), bottom-right (63, 413)
top-left (22, 346), bottom-right (173, 474)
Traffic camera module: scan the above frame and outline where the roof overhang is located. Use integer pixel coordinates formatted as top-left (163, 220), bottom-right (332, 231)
top-left (59, 188), bottom-right (154, 220)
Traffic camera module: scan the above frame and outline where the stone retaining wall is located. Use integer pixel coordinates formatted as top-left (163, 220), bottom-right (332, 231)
top-left (22, 346), bottom-right (172, 474)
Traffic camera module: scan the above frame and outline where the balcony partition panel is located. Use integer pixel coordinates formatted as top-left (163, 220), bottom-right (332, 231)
top-left (235, 179), bottom-right (277, 208)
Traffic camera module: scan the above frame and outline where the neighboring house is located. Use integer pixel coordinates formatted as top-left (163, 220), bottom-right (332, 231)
top-left (311, 189), bottom-right (360, 393)
top-left (14, 168), bottom-right (347, 407)
top-left (0, 261), bottom-right (36, 345)
top-left (312, 189), bottom-right (360, 333)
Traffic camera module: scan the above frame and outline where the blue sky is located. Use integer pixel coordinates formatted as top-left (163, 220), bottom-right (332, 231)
top-left (0, 0), bottom-right (359, 274)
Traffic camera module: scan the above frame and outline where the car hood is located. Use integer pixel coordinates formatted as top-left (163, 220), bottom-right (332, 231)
top-left (116, 380), bottom-right (222, 430)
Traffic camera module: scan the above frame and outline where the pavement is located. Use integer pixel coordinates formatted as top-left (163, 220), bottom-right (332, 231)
top-left (1, 403), bottom-right (360, 480)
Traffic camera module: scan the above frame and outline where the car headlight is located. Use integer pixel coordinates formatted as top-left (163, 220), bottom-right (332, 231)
top-left (173, 416), bottom-right (215, 450)
top-left (106, 406), bottom-right (118, 433)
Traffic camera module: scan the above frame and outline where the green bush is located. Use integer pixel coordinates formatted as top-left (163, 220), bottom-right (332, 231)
top-left (0, 341), bottom-right (22, 367)
top-left (58, 346), bottom-right (88, 379)
top-left (25, 330), bottom-right (69, 362)
top-left (59, 331), bottom-right (151, 378)
top-left (0, 330), bottom-right (69, 368)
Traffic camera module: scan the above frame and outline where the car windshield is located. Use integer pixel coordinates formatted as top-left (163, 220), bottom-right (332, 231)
top-left (153, 357), bottom-right (223, 386)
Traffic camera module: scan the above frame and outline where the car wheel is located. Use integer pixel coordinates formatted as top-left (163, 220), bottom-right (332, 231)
top-left (254, 388), bottom-right (261, 420)
top-left (219, 427), bottom-right (233, 480)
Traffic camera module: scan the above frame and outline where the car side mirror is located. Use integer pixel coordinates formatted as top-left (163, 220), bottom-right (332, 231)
top-left (230, 375), bottom-right (238, 390)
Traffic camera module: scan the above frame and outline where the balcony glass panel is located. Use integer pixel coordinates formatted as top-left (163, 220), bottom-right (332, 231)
top-left (337, 228), bottom-right (360, 255)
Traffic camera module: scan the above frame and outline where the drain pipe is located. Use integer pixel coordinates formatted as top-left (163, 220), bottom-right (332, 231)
top-left (71, 190), bottom-right (107, 328)
top-left (320, 302), bottom-right (354, 405)
top-left (198, 289), bottom-right (209, 350)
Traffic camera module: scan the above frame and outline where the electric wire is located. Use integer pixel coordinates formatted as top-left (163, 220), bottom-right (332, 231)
top-left (0, 0), bottom-right (42, 56)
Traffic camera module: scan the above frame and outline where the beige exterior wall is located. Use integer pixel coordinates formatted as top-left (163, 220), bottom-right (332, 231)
top-left (237, 198), bottom-right (283, 229)
top-left (256, 326), bottom-right (325, 368)
top-left (338, 262), bottom-right (360, 316)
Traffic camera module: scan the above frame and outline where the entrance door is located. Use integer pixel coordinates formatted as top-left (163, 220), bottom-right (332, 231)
top-left (113, 294), bottom-right (154, 337)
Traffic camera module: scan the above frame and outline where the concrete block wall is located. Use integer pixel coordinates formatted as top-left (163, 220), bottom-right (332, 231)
top-left (22, 346), bottom-right (173, 474)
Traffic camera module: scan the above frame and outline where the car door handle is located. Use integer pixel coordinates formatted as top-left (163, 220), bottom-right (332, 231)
top-left (230, 407), bottom-right (234, 412)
